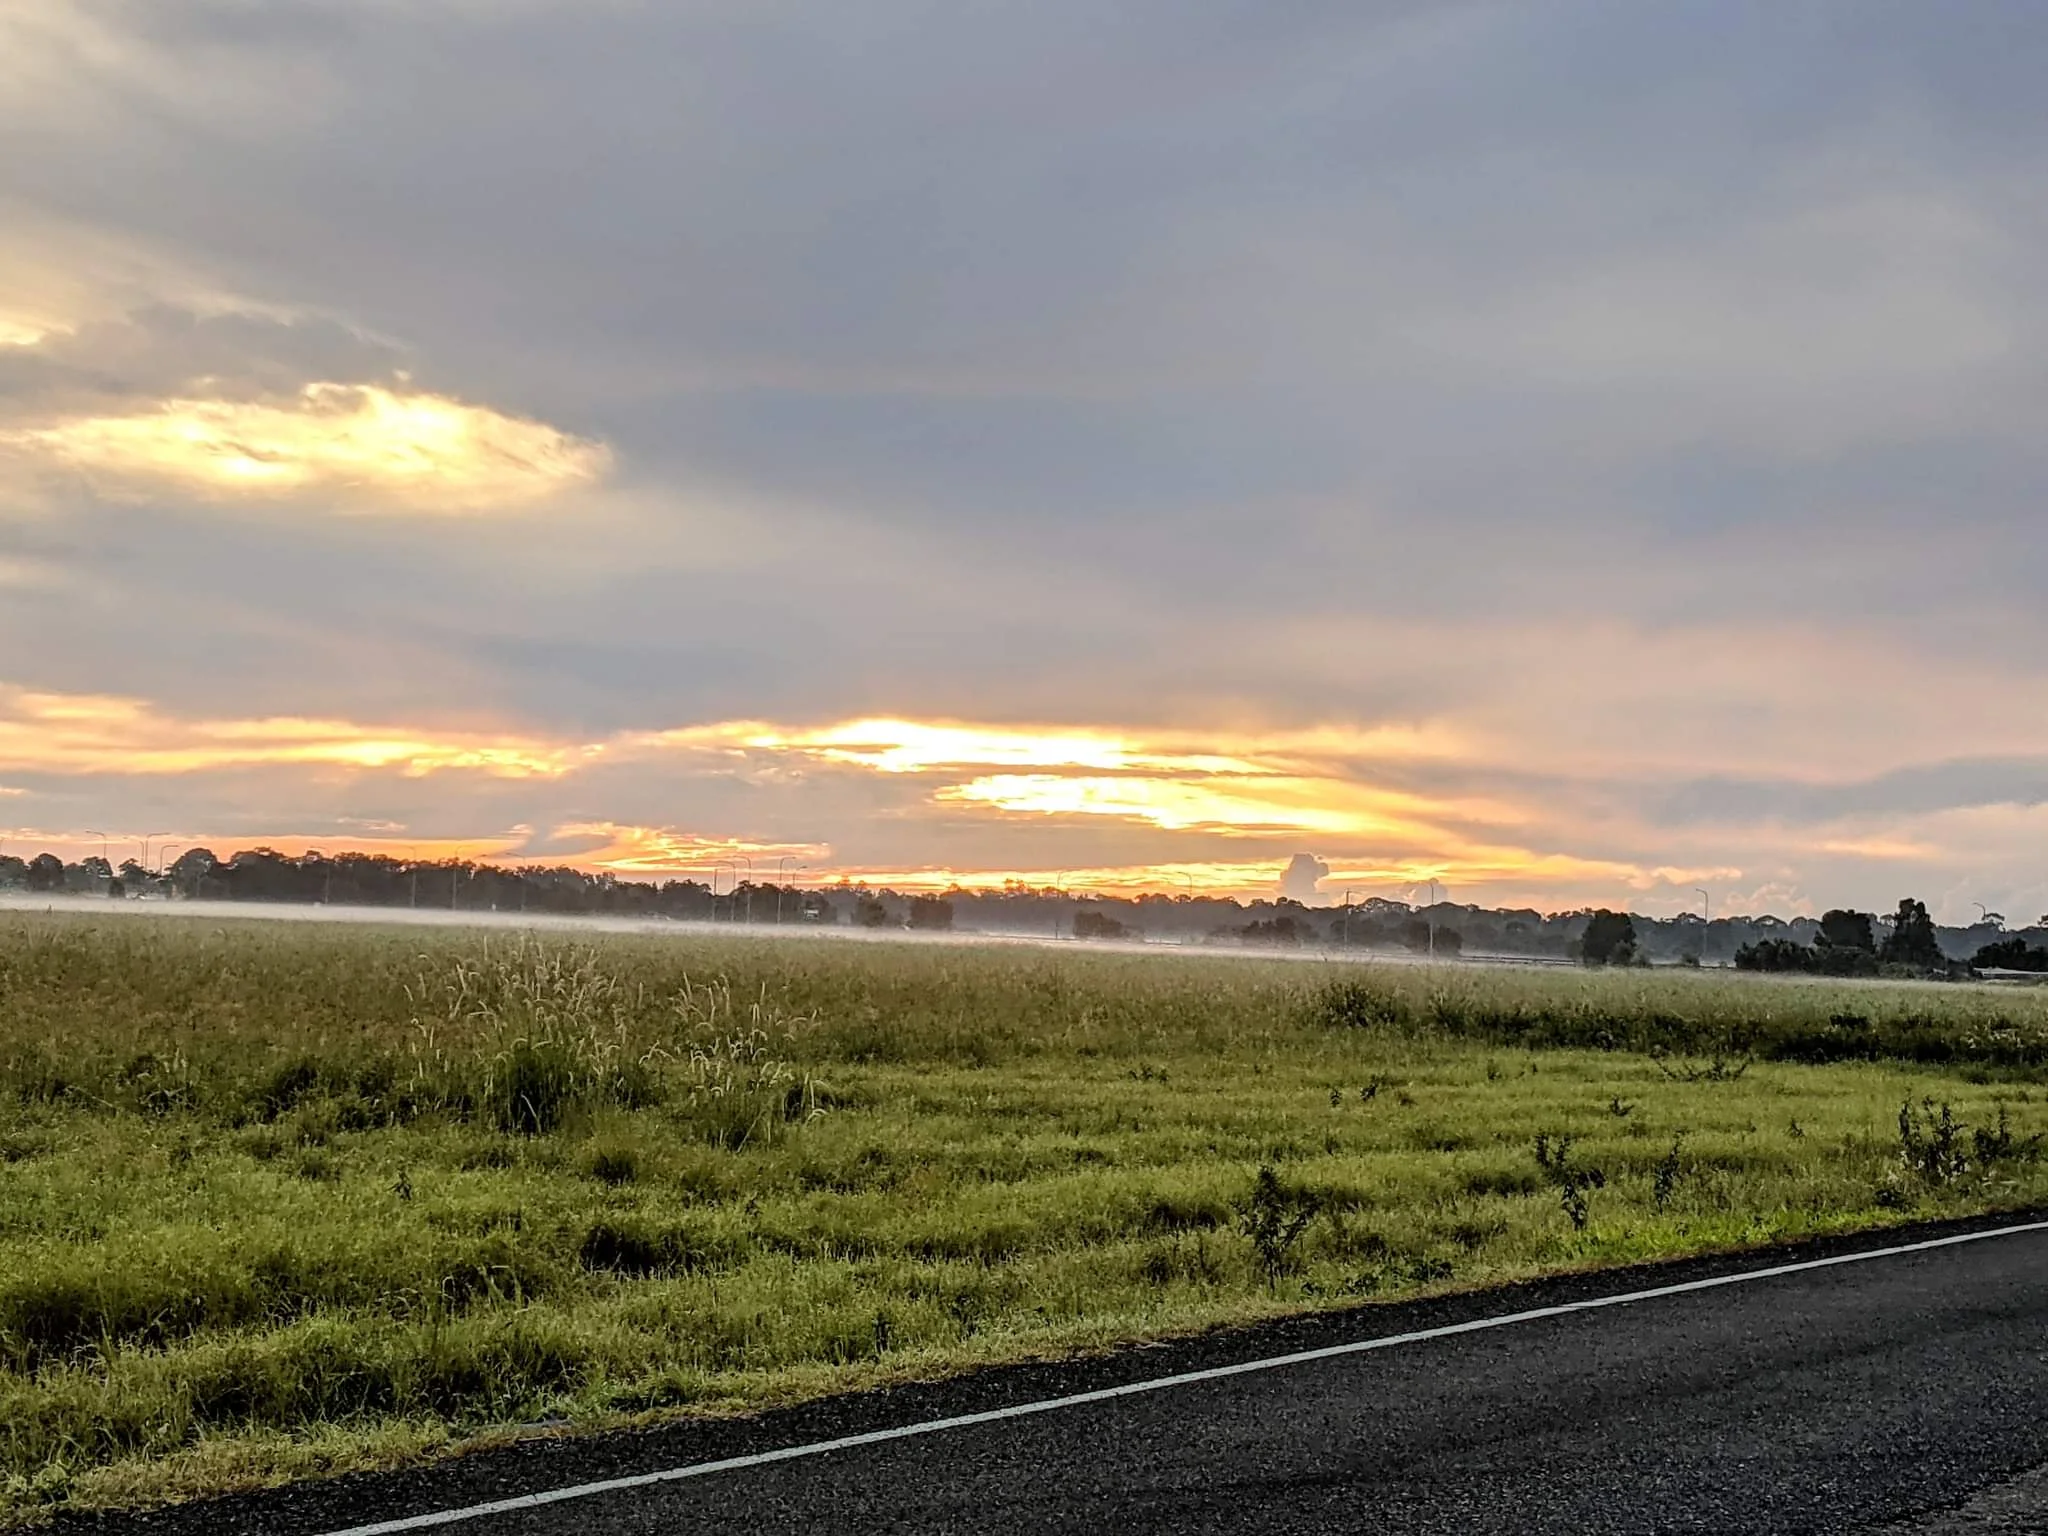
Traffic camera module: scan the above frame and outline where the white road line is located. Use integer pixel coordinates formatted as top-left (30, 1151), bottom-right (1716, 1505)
top-left (318, 1217), bottom-right (2048, 1536)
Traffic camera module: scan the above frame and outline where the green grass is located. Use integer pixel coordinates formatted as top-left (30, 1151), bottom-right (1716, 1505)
top-left (3, 913), bottom-right (2047, 1520)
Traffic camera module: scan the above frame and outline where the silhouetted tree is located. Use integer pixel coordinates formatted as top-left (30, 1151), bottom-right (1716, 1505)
top-left (1880, 898), bottom-right (1943, 969)
top-left (1239, 915), bottom-right (1315, 946)
top-left (1734, 937), bottom-right (1814, 972)
top-left (1580, 909), bottom-right (1637, 967)
top-left (1817, 909), bottom-right (1876, 953)
top-left (26, 853), bottom-right (63, 891)
top-left (1073, 908), bottom-right (1129, 940)
top-left (908, 896), bottom-right (954, 930)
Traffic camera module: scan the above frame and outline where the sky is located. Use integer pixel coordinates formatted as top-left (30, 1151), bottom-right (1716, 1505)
top-left (2, 0), bottom-right (2046, 922)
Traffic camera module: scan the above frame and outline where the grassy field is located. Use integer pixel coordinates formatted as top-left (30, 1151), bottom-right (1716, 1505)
top-left (4, 912), bottom-right (2048, 1520)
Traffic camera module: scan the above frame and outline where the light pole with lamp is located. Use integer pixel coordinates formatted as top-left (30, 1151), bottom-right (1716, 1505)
top-left (775, 856), bottom-right (806, 923)
top-left (1341, 887), bottom-right (1357, 949)
top-left (1174, 871), bottom-right (1196, 943)
top-left (1415, 877), bottom-right (1442, 960)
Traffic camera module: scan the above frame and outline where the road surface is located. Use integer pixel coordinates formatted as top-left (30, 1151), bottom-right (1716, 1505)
top-left (79, 1213), bottom-right (2048, 1535)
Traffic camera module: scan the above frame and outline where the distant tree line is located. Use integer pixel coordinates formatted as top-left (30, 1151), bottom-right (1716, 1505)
top-left (1, 847), bottom-right (2039, 974)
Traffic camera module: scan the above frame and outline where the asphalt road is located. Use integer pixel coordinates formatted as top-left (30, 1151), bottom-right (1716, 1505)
top-left (82, 1215), bottom-right (2048, 1536)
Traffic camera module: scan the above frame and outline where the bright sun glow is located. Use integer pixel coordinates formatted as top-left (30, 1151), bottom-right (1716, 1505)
top-left (0, 315), bottom-right (52, 347)
top-left (10, 383), bottom-right (609, 509)
top-left (735, 718), bottom-right (1268, 776)
top-left (937, 773), bottom-right (1423, 837)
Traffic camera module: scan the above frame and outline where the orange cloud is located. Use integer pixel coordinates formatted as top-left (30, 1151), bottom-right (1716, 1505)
top-left (0, 686), bottom-right (585, 778)
top-left (552, 822), bottom-right (829, 876)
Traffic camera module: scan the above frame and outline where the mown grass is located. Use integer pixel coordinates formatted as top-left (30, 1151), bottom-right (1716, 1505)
top-left (3, 914), bottom-right (2048, 1519)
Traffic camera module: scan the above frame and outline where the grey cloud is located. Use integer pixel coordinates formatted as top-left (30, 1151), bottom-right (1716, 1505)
top-left (1279, 853), bottom-right (1330, 901)
top-left (0, 306), bottom-right (405, 412)
top-left (1648, 758), bottom-right (2048, 829)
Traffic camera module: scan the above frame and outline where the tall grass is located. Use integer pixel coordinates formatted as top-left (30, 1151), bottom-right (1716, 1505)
top-left (1, 912), bottom-right (2045, 1520)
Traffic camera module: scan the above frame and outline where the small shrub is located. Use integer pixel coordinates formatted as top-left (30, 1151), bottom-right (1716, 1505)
top-left (1236, 1165), bottom-right (1320, 1287)
top-left (1898, 1099), bottom-right (1968, 1186)
top-left (1533, 1133), bottom-right (1606, 1231)
top-left (1652, 1136), bottom-right (1684, 1211)
top-left (1970, 1105), bottom-right (2041, 1169)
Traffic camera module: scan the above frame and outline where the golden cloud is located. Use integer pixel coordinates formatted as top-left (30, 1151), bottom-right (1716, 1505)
top-left (936, 772), bottom-right (1449, 838)
top-left (0, 314), bottom-right (53, 348)
top-left (0, 689), bottom-right (1710, 899)
top-left (0, 686), bottom-right (585, 778)
top-left (712, 716), bottom-right (1460, 777)
top-left (553, 822), bottom-right (829, 876)
top-left (8, 383), bottom-right (609, 510)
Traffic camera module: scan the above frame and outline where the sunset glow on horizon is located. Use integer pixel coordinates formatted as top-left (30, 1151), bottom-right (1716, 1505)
top-left (0, 681), bottom-right (1944, 910)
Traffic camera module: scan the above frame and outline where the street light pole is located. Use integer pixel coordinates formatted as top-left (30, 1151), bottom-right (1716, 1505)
top-left (775, 856), bottom-right (805, 923)
top-left (1342, 887), bottom-right (1356, 948)
top-left (1415, 878), bottom-right (1441, 959)
top-left (84, 829), bottom-right (108, 890)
